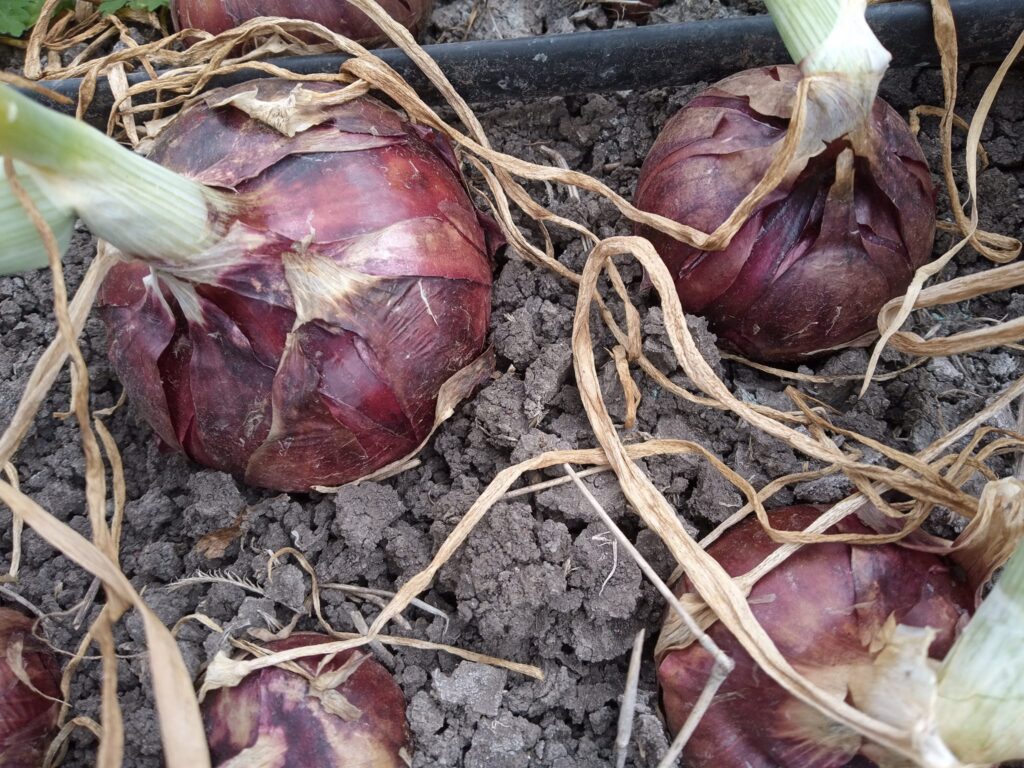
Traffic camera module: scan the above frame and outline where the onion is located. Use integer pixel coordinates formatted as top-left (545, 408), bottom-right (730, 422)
top-left (0, 79), bottom-right (498, 492)
top-left (203, 634), bottom-right (411, 766)
top-left (657, 506), bottom-right (972, 768)
top-left (634, 64), bottom-right (936, 362)
top-left (170, 0), bottom-right (435, 43)
top-left (88, 80), bottom-right (497, 491)
top-left (0, 607), bottom-right (61, 766)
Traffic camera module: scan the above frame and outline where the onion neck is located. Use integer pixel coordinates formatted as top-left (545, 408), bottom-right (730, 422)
top-left (935, 541), bottom-right (1024, 764)
top-left (765, 0), bottom-right (890, 77)
top-left (764, 0), bottom-right (841, 66)
top-left (765, 0), bottom-right (892, 152)
top-left (0, 84), bottom-right (234, 270)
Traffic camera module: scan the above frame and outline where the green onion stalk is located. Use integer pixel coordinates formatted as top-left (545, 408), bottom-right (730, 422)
top-left (0, 157), bottom-right (74, 273)
top-left (936, 542), bottom-right (1024, 764)
top-left (0, 85), bottom-right (236, 275)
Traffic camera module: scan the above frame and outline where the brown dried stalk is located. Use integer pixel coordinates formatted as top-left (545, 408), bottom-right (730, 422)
top-left (862, 10), bottom-right (1024, 388)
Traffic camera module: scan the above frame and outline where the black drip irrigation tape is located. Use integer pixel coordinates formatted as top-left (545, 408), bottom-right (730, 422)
top-left (26, 0), bottom-right (1024, 124)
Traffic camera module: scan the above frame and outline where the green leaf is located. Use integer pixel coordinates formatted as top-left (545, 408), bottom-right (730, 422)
top-left (0, 0), bottom-right (164, 38)
top-left (97, 0), bottom-right (170, 13)
top-left (0, 0), bottom-right (75, 38)
top-left (0, 0), bottom-right (48, 38)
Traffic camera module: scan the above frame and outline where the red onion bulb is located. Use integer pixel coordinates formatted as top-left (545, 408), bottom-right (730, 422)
top-left (635, 65), bottom-right (936, 362)
top-left (203, 634), bottom-right (411, 766)
top-left (657, 506), bottom-right (971, 768)
top-left (0, 608), bottom-right (61, 766)
top-left (97, 80), bottom-right (498, 492)
top-left (170, 0), bottom-right (435, 44)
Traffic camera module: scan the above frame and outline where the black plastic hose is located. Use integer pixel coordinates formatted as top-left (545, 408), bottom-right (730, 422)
top-left (30, 0), bottom-right (1024, 120)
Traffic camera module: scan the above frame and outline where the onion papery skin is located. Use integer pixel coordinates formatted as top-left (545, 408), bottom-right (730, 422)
top-left (203, 633), bottom-right (411, 766)
top-left (171, 0), bottom-right (435, 44)
top-left (657, 506), bottom-right (972, 768)
top-left (0, 608), bottom-right (61, 767)
top-left (97, 80), bottom-right (498, 492)
top-left (634, 65), bottom-right (935, 363)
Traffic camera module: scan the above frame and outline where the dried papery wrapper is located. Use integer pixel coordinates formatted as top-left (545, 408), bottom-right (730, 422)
top-left (846, 623), bottom-right (955, 768)
top-left (892, 477), bottom-right (1024, 604)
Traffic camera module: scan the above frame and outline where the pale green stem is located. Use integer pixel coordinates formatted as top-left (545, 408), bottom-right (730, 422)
top-left (936, 543), bottom-right (1024, 764)
top-left (763, 0), bottom-right (892, 155)
top-left (763, 0), bottom-right (841, 65)
top-left (0, 85), bottom-right (231, 270)
top-left (0, 160), bottom-right (74, 274)
top-left (763, 0), bottom-right (891, 77)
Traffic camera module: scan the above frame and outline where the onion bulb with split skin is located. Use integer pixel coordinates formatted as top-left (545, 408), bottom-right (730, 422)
top-left (170, 0), bottom-right (436, 45)
top-left (634, 0), bottom-right (936, 363)
top-left (202, 634), bottom-right (412, 767)
top-left (656, 506), bottom-right (972, 768)
top-left (0, 607), bottom-right (61, 766)
top-left (0, 79), bottom-right (501, 492)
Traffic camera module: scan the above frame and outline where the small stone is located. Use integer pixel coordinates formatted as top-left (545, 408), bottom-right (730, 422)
top-left (265, 563), bottom-right (307, 611)
top-left (432, 661), bottom-right (508, 717)
top-left (927, 357), bottom-right (963, 382)
top-left (408, 690), bottom-right (445, 736)
top-left (464, 712), bottom-right (542, 768)
top-left (988, 353), bottom-right (1018, 378)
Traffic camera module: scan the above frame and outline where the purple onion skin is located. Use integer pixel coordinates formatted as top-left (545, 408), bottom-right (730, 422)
top-left (635, 65), bottom-right (936, 362)
top-left (658, 506), bottom-right (971, 768)
top-left (0, 608), bottom-right (61, 766)
top-left (97, 80), bottom-right (498, 492)
top-left (203, 633), bottom-right (411, 766)
top-left (171, 0), bottom-right (434, 43)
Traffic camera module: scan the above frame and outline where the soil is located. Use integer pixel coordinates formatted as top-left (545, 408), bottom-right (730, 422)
top-left (1, 1), bottom-right (1023, 766)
